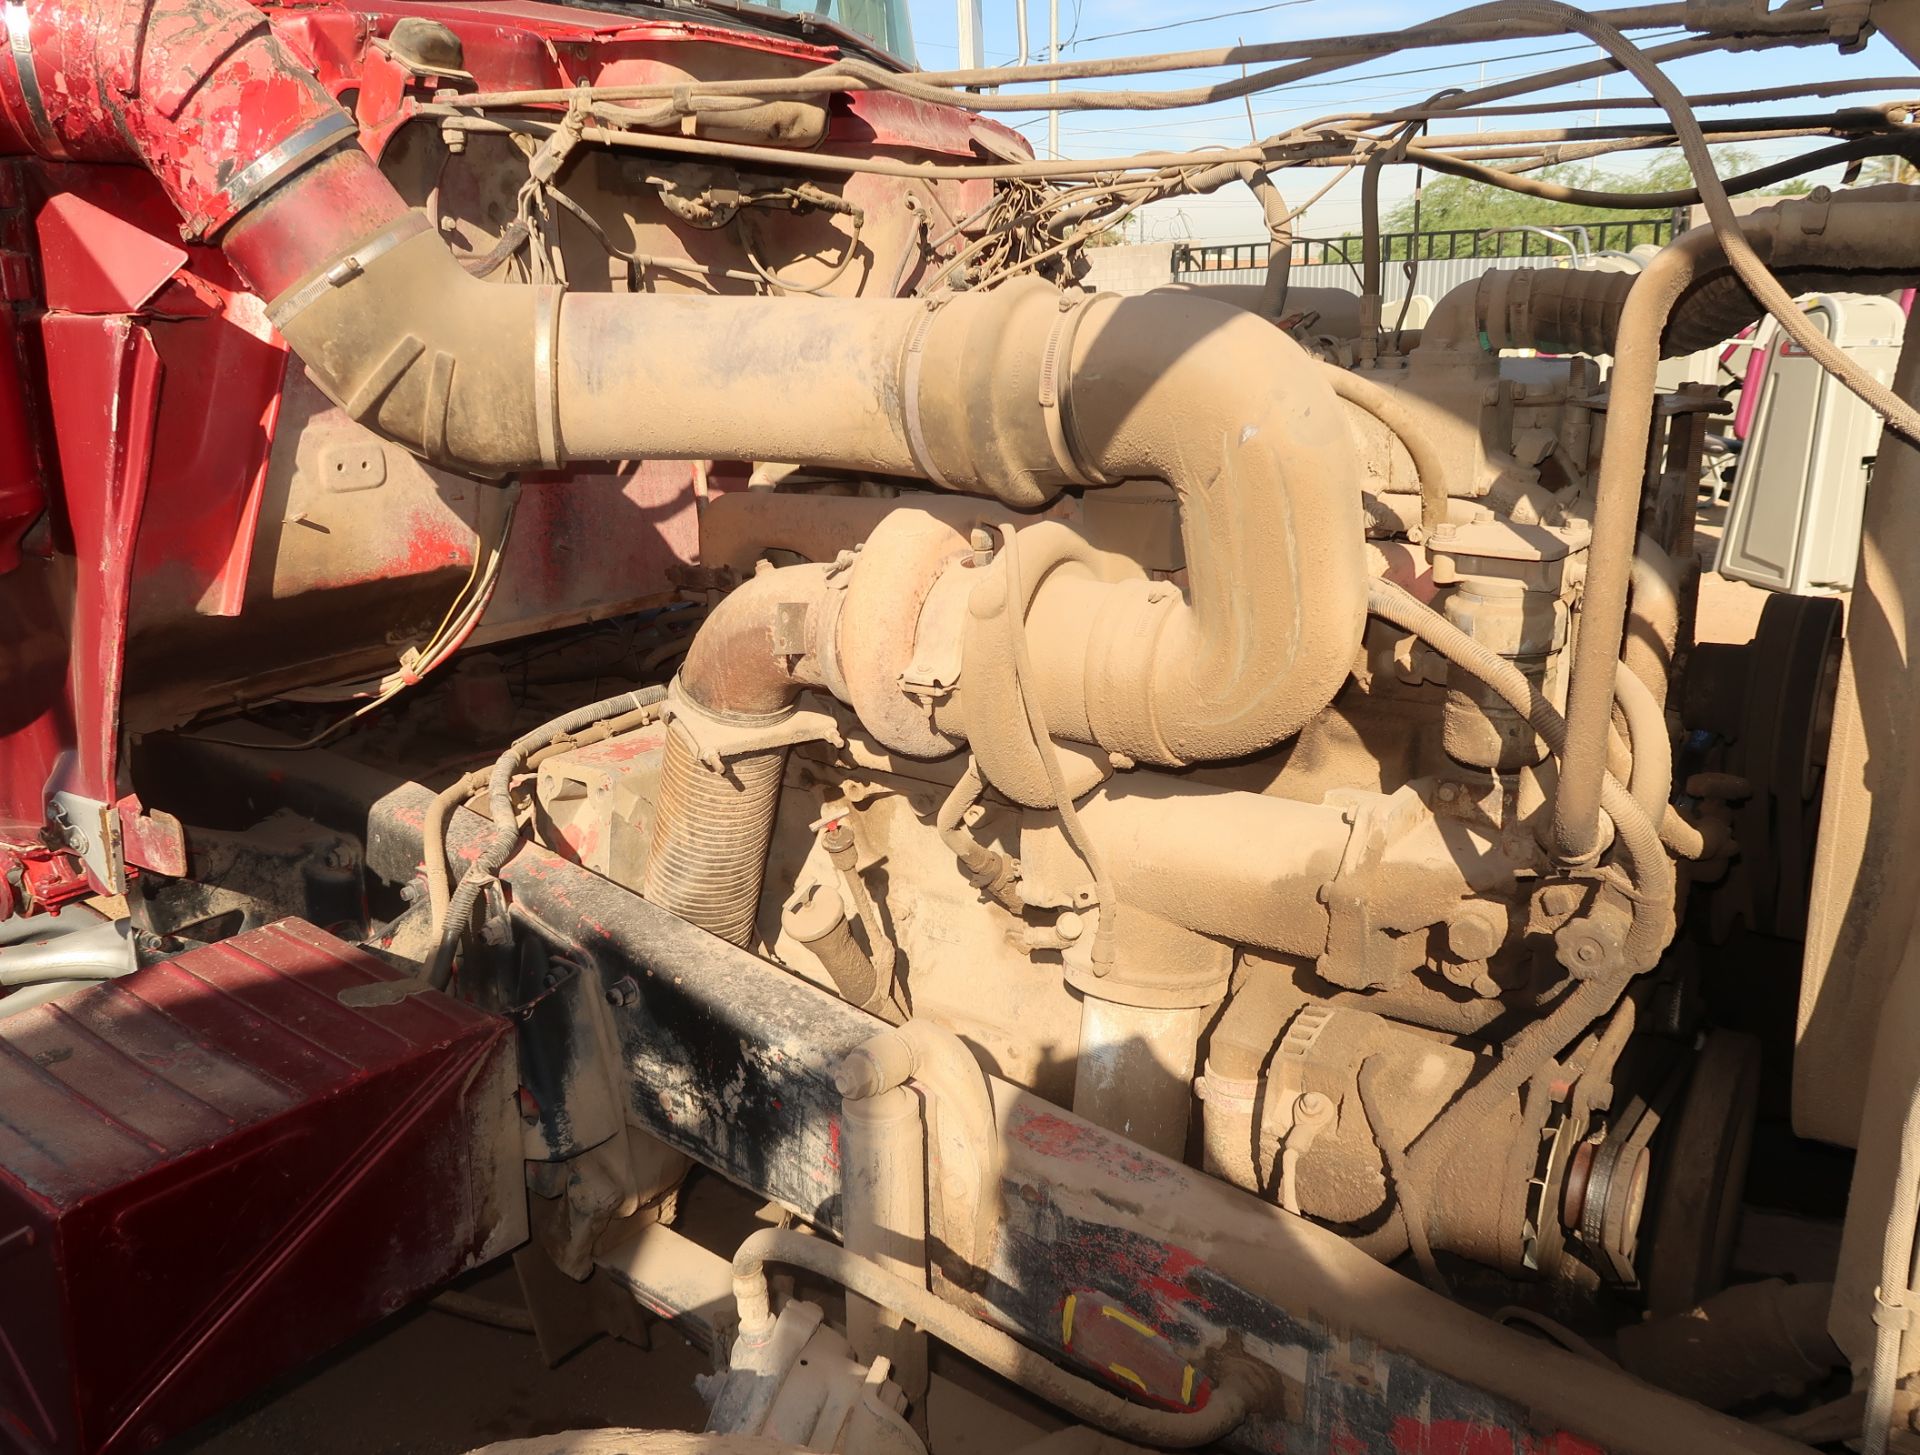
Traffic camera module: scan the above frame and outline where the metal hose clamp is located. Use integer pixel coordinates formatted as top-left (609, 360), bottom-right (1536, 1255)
top-left (1037, 293), bottom-right (1113, 488)
top-left (531, 283), bottom-right (565, 469)
top-left (208, 112), bottom-right (360, 237)
top-left (266, 211), bottom-right (434, 332)
top-left (899, 298), bottom-right (956, 490)
top-left (3, 1), bottom-right (66, 158)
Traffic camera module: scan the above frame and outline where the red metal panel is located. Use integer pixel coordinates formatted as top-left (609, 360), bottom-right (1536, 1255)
top-left (33, 192), bottom-right (187, 315)
top-left (36, 312), bottom-right (160, 857)
top-left (0, 161), bottom-right (46, 577)
top-left (0, 919), bottom-right (525, 1455)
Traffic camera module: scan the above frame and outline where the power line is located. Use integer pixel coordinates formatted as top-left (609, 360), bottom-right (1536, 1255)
top-left (1065, 0), bottom-right (1324, 52)
top-left (1009, 32), bottom-right (1687, 138)
top-left (1064, 0), bottom-right (1087, 50)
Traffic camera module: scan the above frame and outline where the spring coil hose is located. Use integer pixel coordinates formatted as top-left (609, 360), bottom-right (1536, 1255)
top-left (642, 721), bottom-right (788, 946)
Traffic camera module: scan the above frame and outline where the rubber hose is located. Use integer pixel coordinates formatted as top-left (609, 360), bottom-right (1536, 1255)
top-left (1324, 363), bottom-right (1451, 540)
top-left (1611, 661), bottom-right (1712, 860)
top-left (1612, 662), bottom-right (1671, 829)
top-left (427, 686), bottom-right (665, 988)
top-left (730, 1228), bottom-right (1260, 1447)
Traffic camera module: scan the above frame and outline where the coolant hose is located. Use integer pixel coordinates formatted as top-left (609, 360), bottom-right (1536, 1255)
top-left (730, 1228), bottom-right (1260, 1447)
top-left (1612, 662), bottom-right (1671, 831)
top-left (1322, 364), bottom-right (1451, 540)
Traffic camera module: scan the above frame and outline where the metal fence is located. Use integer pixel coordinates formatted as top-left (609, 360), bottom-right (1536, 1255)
top-left (1170, 218), bottom-right (1676, 298)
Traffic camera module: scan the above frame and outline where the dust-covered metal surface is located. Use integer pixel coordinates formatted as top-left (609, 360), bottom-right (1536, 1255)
top-left (370, 784), bottom-right (1808, 1455)
top-left (0, 918), bottom-right (524, 1454)
top-left (372, 779), bottom-right (876, 1232)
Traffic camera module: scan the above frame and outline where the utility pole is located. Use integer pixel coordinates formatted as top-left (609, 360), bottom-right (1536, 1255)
top-left (1047, 0), bottom-right (1060, 158)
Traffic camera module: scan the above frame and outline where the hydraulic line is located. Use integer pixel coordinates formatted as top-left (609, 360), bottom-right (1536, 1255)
top-left (730, 1228), bottom-right (1260, 1447)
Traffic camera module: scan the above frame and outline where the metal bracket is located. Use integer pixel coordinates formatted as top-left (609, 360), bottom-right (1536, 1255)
top-left (659, 679), bottom-right (842, 769)
top-left (46, 790), bottom-right (123, 895)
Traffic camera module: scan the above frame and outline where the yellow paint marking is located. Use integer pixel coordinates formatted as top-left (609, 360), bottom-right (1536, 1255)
top-left (1181, 1365), bottom-right (1196, 1405)
top-left (1062, 1292), bottom-right (1078, 1344)
top-left (1108, 1364), bottom-right (1149, 1393)
top-left (1099, 1305), bottom-right (1160, 1339)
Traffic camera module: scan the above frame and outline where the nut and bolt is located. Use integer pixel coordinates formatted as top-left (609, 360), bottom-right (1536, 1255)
top-left (1055, 911), bottom-right (1084, 943)
top-left (1555, 910), bottom-right (1626, 978)
top-left (605, 975), bottom-right (640, 1007)
top-left (1446, 906), bottom-right (1505, 962)
top-left (1539, 882), bottom-right (1584, 918)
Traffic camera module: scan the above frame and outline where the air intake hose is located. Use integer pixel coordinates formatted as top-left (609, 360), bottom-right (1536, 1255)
top-left (1462, 188), bottom-right (1920, 360)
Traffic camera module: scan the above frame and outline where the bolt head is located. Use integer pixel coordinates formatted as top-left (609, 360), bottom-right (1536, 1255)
top-left (1555, 912), bottom-right (1624, 978)
top-left (1539, 882), bottom-right (1583, 918)
top-left (1446, 906), bottom-right (1504, 961)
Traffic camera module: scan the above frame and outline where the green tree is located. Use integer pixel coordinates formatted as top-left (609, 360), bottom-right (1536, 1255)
top-left (1382, 147), bottom-right (1811, 237)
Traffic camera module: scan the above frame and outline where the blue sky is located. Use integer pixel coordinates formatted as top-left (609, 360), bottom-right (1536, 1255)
top-left (896, 0), bottom-right (1919, 242)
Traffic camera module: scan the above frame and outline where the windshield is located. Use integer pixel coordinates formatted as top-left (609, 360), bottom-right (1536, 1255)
top-left (752, 0), bottom-right (914, 62)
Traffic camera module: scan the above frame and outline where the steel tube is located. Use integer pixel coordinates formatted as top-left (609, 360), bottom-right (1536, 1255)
top-left (841, 1086), bottom-right (930, 1399)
